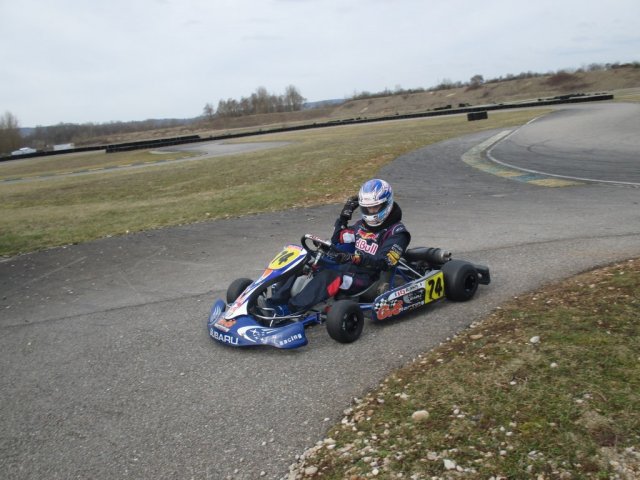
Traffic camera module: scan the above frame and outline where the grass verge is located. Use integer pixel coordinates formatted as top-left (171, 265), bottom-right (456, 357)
top-left (288, 259), bottom-right (640, 480)
top-left (0, 149), bottom-right (201, 179)
top-left (0, 109), bottom-right (547, 256)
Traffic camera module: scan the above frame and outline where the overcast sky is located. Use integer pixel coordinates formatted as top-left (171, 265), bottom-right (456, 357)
top-left (1, 0), bottom-right (639, 127)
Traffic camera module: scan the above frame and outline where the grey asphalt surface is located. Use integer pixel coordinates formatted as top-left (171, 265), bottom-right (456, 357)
top-left (488, 102), bottom-right (640, 185)
top-left (1, 103), bottom-right (639, 479)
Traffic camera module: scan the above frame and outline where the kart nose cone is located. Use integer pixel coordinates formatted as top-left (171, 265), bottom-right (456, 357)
top-left (207, 299), bottom-right (308, 349)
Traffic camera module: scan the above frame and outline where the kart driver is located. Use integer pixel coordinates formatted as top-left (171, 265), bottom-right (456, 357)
top-left (269, 178), bottom-right (411, 314)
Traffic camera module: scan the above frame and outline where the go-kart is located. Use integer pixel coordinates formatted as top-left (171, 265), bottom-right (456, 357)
top-left (207, 234), bottom-right (490, 349)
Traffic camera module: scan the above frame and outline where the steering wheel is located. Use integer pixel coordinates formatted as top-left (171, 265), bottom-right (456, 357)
top-left (301, 234), bottom-right (333, 253)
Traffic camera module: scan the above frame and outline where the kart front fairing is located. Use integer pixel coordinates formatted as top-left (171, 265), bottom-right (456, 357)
top-left (208, 299), bottom-right (309, 348)
top-left (207, 244), bottom-right (317, 349)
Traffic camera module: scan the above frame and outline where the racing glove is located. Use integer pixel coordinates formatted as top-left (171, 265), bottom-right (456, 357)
top-left (339, 195), bottom-right (359, 224)
top-left (333, 251), bottom-right (362, 265)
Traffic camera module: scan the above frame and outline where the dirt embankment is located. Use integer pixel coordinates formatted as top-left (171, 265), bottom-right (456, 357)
top-left (330, 67), bottom-right (640, 118)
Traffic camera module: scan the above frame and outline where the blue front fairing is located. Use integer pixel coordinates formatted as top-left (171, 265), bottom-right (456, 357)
top-left (207, 299), bottom-right (308, 349)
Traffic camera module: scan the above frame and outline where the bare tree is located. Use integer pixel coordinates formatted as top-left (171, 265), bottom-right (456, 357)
top-left (470, 74), bottom-right (484, 87)
top-left (284, 85), bottom-right (305, 111)
top-left (202, 103), bottom-right (215, 122)
top-left (0, 111), bottom-right (22, 155)
top-left (240, 97), bottom-right (252, 116)
top-left (252, 87), bottom-right (270, 114)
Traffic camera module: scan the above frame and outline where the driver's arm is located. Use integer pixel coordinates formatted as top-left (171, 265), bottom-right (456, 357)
top-left (331, 217), bottom-right (355, 247)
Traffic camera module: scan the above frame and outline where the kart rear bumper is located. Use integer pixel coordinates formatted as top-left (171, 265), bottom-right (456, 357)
top-left (474, 264), bottom-right (491, 285)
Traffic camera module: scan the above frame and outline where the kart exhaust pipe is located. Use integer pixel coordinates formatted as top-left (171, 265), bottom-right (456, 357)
top-left (433, 248), bottom-right (452, 264)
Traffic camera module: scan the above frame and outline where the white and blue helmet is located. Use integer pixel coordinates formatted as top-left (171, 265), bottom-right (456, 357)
top-left (358, 179), bottom-right (394, 227)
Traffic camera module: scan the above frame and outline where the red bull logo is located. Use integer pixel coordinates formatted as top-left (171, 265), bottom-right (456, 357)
top-left (357, 229), bottom-right (377, 240)
top-left (356, 238), bottom-right (379, 255)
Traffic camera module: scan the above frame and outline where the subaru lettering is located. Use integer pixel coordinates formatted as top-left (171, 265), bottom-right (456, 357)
top-left (211, 329), bottom-right (239, 345)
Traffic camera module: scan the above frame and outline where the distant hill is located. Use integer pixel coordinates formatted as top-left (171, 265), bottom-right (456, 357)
top-left (329, 66), bottom-right (640, 119)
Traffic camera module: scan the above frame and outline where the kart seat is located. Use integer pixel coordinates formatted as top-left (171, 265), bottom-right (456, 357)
top-left (290, 275), bottom-right (312, 297)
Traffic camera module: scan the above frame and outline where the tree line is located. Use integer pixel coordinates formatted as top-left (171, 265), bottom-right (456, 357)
top-left (203, 85), bottom-right (306, 119)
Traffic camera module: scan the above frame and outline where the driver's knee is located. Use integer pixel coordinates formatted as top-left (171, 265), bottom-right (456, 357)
top-left (289, 270), bottom-right (341, 312)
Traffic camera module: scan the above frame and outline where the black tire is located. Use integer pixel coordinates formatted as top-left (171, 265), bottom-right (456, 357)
top-left (326, 300), bottom-right (364, 343)
top-left (226, 278), bottom-right (253, 304)
top-left (441, 260), bottom-right (479, 301)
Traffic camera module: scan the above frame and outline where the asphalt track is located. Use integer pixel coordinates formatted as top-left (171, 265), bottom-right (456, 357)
top-left (1, 102), bottom-right (639, 479)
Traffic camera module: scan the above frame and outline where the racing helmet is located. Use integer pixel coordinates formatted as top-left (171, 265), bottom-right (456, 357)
top-left (358, 178), bottom-right (394, 227)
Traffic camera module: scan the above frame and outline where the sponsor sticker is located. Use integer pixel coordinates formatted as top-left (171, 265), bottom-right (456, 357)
top-left (375, 299), bottom-right (404, 320)
top-left (278, 334), bottom-right (304, 347)
top-left (402, 289), bottom-right (425, 305)
top-left (388, 281), bottom-right (423, 301)
top-left (214, 317), bottom-right (237, 332)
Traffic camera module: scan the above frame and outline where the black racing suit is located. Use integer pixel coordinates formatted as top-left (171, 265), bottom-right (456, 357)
top-left (286, 202), bottom-right (410, 312)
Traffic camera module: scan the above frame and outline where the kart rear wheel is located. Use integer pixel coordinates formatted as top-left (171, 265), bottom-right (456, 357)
top-left (226, 278), bottom-right (253, 304)
top-left (326, 300), bottom-right (364, 343)
top-left (442, 260), bottom-right (479, 301)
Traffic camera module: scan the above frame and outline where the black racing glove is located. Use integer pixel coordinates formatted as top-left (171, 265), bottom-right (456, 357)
top-left (333, 252), bottom-right (352, 264)
top-left (339, 195), bottom-right (359, 223)
top-left (333, 251), bottom-right (362, 265)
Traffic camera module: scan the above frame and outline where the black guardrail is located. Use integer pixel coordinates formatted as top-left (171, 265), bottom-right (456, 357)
top-left (0, 94), bottom-right (614, 162)
top-left (105, 135), bottom-right (201, 153)
top-left (0, 135), bottom-right (201, 162)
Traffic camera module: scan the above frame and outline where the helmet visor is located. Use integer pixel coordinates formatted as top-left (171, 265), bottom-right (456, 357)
top-left (360, 200), bottom-right (388, 216)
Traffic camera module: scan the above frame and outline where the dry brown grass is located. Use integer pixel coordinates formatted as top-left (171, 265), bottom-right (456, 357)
top-left (289, 259), bottom-right (640, 479)
top-left (0, 110), bottom-right (545, 256)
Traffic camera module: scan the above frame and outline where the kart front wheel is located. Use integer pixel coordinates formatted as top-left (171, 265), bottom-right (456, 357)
top-left (226, 278), bottom-right (253, 304)
top-left (442, 260), bottom-right (479, 301)
top-left (326, 300), bottom-right (364, 343)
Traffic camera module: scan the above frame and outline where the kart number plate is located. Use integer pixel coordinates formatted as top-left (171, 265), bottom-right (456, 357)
top-left (425, 272), bottom-right (445, 304)
top-left (268, 245), bottom-right (303, 270)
